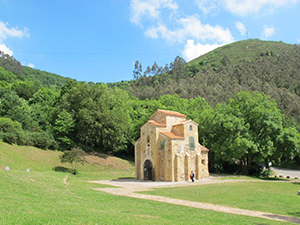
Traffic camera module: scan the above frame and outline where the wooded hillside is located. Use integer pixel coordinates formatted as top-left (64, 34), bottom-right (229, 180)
top-left (0, 40), bottom-right (299, 174)
top-left (127, 39), bottom-right (300, 123)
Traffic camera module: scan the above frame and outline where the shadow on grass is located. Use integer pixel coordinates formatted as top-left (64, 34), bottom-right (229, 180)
top-left (259, 176), bottom-right (290, 181)
top-left (292, 182), bottom-right (300, 185)
top-left (289, 212), bottom-right (300, 217)
top-left (53, 166), bottom-right (72, 173)
top-left (263, 214), bottom-right (300, 223)
top-left (118, 177), bottom-right (135, 179)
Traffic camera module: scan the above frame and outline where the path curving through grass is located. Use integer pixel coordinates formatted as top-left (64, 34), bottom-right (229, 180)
top-left (91, 178), bottom-right (300, 224)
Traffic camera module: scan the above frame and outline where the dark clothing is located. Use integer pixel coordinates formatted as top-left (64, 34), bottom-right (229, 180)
top-left (190, 172), bottom-right (195, 182)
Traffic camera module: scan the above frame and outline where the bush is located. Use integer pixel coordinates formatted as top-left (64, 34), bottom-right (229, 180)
top-left (2, 132), bottom-right (18, 144)
top-left (249, 162), bottom-right (264, 176)
top-left (31, 131), bottom-right (57, 150)
top-left (59, 148), bottom-right (85, 175)
top-left (0, 117), bottom-right (22, 133)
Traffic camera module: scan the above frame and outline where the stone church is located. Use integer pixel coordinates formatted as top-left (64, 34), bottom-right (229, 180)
top-left (135, 109), bottom-right (209, 182)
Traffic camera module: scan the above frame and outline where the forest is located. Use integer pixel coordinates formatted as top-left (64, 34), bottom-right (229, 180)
top-left (0, 39), bottom-right (299, 175)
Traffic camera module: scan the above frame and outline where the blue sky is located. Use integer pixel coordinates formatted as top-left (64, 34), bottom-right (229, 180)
top-left (0, 0), bottom-right (299, 83)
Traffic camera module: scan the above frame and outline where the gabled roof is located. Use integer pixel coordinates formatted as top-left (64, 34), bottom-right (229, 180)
top-left (173, 119), bottom-right (199, 127)
top-left (148, 120), bottom-right (166, 127)
top-left (150, 109), bottom-right (186, 119)
top-left (160, 132), bottom-right (184, 139)
top-left (201, 145), bottom-right (209, 152)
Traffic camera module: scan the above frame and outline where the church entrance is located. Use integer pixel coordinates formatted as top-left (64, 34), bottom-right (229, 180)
top-left (143, 160), bottom-right (153, 181)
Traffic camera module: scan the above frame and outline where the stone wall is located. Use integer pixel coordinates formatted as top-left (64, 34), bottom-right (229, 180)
top-left (135, 110), bottom-right (209, 182)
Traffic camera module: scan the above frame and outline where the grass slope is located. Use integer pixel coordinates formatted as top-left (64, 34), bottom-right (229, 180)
top-left (189, 39), bottom-right (293, 68)
top-left (0, 142), bottom-right (292, 224)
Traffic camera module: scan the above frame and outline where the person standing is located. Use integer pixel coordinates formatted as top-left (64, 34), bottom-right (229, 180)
top-left (190, 170), bottom-right (195, 182)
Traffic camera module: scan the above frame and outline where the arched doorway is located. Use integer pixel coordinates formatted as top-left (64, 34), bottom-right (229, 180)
top-left (143, 160), bottom-right (153, 181)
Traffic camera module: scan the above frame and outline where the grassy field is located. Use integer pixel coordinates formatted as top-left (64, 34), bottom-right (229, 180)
top-left (0, 142), bottom-right (295, 224)
top-left (140, 180), bottom-right (300, 218)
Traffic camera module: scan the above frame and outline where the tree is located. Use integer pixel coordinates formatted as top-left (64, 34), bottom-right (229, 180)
top-left (53, 109), bottom-right (75, 149)
top-left (59, 148), bottom-right (85, 175)
top-left (203, 91), bottom-right (287, 175)
top-left (151, 62), bottom-right (159, 76)
top-left (144, 66), bottom-right (151, 77)
top-left (56, 82), bottom-right (132, 153)
top-left (172, 56), bottom-right (186, 80)
top-left (133, 60), bottom-right (142, 80)
top-left (274, 127), bottom-right (300, 165)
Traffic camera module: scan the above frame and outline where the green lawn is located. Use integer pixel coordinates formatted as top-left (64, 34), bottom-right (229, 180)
top-left (0, 170), bottom-right (291, 225)
top-left (140, 180), bottom-right (300, 218)
top-left (0, 142), bottom-right (295, 224)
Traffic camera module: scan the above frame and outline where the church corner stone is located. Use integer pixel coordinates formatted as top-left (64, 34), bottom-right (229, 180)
top-left (134, 109), bottom-right (209, 182)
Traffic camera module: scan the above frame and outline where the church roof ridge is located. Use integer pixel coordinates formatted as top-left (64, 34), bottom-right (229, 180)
top-left (201, 145), bottom-right (209, 152)
top-left (160, 132), bottom-right (185, 139)
top-left (156, 109), bottom-right (186, 118)
top-left (173, 119), bottom-right (199, 126)
top-left (148, 120), bottom-right (166, 127)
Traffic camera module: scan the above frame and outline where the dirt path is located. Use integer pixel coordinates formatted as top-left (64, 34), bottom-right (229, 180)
top-left (90, 178), bottom-right (300, 224)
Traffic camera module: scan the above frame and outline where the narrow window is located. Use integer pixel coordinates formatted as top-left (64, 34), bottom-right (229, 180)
top-left (189, 125), bottom-right (192, 131)
top-left (189, 136), bottom-right (195, 150)
top-left (147, 136), bottom-right (150, 143)
top-left (160, 140), bottom-right (165, 151)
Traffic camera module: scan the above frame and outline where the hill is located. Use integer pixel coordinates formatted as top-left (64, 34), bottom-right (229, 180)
top-left (0, 141), bottom-right (133, 172)
top-left (0, 51), bottom-right (72, 89)
top-left (128, 39), bottom-right (300, 122)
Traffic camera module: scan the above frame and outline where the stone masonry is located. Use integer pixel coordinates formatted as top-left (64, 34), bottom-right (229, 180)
top-left (135, 109), bottom-right (209, 182)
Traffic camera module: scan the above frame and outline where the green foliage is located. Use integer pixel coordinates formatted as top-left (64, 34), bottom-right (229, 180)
top-left (12, 81), bottom-right (40, 100)
top-left (59, 147), bottom-right (85, 174)
top-left (201, 91), bottom-right (300, 174)
top-left (0, 51), bottom-right (23, 75)
top-left (0, 66), bottom-right (17, 82)
top-left (53, 109), bottom-right (75, 149)
top-left (128, 39), bottom-right (300, 124)
top-left (56, 82), bottom-right (132, 153)
top-left (0, 40), bottom-right (299, 173)
top-left (0, 117), bottom-right (22, 133)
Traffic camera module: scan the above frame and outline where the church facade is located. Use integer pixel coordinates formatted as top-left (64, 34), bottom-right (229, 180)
top-left (135, 109), bottom-right (209, 182)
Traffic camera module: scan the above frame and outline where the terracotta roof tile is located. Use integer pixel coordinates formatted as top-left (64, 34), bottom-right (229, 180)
top-left (160, 132), bottom-right (184, 139)
top-left (201, 145), bottom-right (209, 152)
top-left (173, 120), bottom-right (199, 126)
top-left (148, 120), bottom-right (166, 127)
top-left (157, 109), bottom-right (186, 118)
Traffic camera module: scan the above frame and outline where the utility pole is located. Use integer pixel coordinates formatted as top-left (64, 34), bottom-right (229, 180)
top-left (246, 31), bottom-right (248, 40)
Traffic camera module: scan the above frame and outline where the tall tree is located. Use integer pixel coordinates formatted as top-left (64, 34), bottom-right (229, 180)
top-left (133, 60), bottom-right (142, 80)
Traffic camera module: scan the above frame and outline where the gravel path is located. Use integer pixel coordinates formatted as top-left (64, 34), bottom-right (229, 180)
top-left (271, 167), bottom-right (300, 178)
top-left (90, 178), bottom-right (300, 224)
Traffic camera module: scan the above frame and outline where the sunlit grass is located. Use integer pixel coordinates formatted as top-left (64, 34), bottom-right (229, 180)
top-left (0, 170), bottom-right (290, 225)
top-left (0, 142), bottom-right (294, 224)
top-left (140, 180), bottom-right (300, 218)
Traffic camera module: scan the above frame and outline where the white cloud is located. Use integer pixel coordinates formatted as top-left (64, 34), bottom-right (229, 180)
top-left (183, 39), bottom-right (222, 61)
top-left (224, 0), bottom-right (298, 16)
top-left (297, 38), bottom-right (300, 43)
top-left (0, 21), bottom-right (29, 56)
top-left (236, 21), bottom-right (247, 35)
top-left (0, 21), bottom-right (29, 42)
top-left (262, 26), bottom-right (275, 38)
top-left (27, 63), bottom-right (35, 68)
top-left (130, 0), bottom-right (178, 25)
top-left (194, 0), bottom-right (219, 14)
top-left (0, 43), bottom-right (13, 56)
top-left (194, 0), bottom-right (298, 17)
top-left (145, 15), bottom-right (234, 44)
